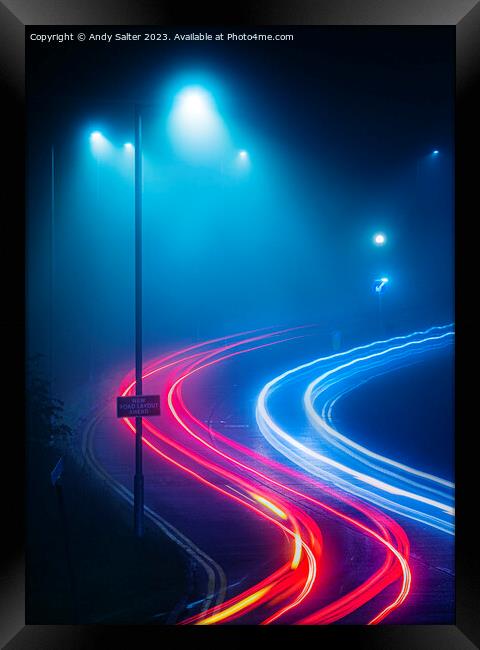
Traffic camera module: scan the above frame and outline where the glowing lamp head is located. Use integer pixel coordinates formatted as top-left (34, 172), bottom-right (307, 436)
top-left (374, 277), bottom-right (389, 294)
top-left (124, 142), bottom-right (134, 151)
top-left (235, 149), bottom-right (251, 173)
top-left (373, 233), bottom-right (386, 246)
top-left (173, 86), bottom-right (218, 127)
top-left (432, 149), bottom-right (439, 155)
top-left (89, 130), bottom-right (111, 156)
top-left (180, 88), bottom-right (209, 115)
top-left (168, 85), bottom-right (228, 162)
top-left (90, 131), bottom-right (103, 143)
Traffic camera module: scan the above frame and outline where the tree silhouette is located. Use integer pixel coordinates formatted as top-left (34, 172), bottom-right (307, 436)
top-left (26, 354), bottom-right (73, 449)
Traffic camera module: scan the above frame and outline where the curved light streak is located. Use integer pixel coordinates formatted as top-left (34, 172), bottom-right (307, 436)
top-left (115, 327), bottom-right (412, 624)
top-left (257, 325), bottom-right (454, 534)
top-left (317, 346), bottom-right (455, 497)
top-left (121, 329), bottom-right (322, 624)
top-left (164, 335), bottom-right (411, 624)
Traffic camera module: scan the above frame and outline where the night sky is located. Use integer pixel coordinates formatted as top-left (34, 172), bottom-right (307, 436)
top-left (27, 27), bottom-right (454, 395)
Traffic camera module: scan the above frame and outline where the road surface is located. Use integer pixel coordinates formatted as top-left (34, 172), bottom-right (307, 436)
top-left (84, 324), bottom-right (454, 624)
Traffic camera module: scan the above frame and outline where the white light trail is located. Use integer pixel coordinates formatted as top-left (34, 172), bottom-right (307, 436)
top-left (256, 326), bottom-right (455, 534)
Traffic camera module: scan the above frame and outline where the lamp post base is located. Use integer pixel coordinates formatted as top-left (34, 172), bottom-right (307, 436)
top-left (134, 473), bottom-right (144, 538)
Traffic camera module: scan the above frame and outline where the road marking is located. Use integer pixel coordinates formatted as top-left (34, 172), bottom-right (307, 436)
top-left (82, 410), bottom-right (227, 619)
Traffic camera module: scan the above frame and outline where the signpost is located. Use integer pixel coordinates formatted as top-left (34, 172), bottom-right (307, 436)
top-left (116, 395), bottom-right (161, 418)
top-left (50, 455), bottom-right (64, 486)
top-left (50, 455), bottom-right (77, 621)
top-left (117, 387), bottom-right (160, 537)
top-left (373, 277), bottom-right (389, 336)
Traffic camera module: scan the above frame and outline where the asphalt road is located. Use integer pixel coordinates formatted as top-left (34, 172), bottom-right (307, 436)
top-left (85, 326), bottom-right (454, 625)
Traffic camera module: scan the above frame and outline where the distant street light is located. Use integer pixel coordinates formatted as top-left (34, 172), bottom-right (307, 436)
top-left (235, 149), bottom-right (250, 173)
top-left (373, 233), bottom-right (386, 246)
top-left (89, 131), bottom-right (112, 160)
top-left (432, 149), bottom-right (439, 155)
top-left (374, 277), bottom-right (389, 293)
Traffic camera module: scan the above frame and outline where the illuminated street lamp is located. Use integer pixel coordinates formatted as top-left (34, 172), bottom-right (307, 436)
top-left (373, 277), bottom-right (389, 335)
top-left (133, 105), bottom-right (144, 538)
top-left (374, 277), bottom-right (389, 293)
top-left (132, 86), bottom-right (220, 537)
top-left (87, 89), bottom-right (229, 537)
top-left (373, 232), bottom-right (386, 246)
top-left (90, 130), bottom-right (103, 143)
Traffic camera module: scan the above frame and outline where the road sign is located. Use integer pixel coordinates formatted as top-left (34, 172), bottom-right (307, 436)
top-left (117, 395), bottom-right (161, 418)
top-left (51, 456), bottom-right (64, 486)
top-left (373, 278), bottom-right (389, 294)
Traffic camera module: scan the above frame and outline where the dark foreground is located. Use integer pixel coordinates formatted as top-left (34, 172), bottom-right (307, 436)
top-left (26, 442), bottom-right (189, 624)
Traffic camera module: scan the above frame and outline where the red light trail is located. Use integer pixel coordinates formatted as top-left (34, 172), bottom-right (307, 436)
top-left (116, 328), bottom-right (411, 624)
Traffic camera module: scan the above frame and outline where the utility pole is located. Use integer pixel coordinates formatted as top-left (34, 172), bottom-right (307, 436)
top-left (50, 145), bottom-right (55, 396)
top-left (134, 105), bottom-right (144, 538)
top-left (377, 291), bottom-right (384, 336)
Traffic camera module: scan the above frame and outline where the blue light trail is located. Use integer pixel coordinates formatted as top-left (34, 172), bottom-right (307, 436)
top-left (256, 325), bottom-right (455, 534)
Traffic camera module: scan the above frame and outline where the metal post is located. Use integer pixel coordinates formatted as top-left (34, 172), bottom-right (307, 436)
top-left (55, 481), bottom-right (78, 622)
top-left (89, 155), bottom-right (100, 389)
top-left (134, 105), bottom-right (144, 537)
top-left (50, 145), bottom-right (55, 397)
top-left (378, 292), bottom-right (384, 336)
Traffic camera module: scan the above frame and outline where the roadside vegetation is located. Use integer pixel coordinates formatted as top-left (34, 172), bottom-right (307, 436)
top-left (26, 355), bottom-right (189, 623)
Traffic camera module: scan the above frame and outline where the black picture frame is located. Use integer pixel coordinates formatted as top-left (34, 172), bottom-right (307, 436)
top-left (1, 1), bottom-right (477, 648)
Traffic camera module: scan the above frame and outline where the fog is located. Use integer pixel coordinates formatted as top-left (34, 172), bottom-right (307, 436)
top-left (26, 28), bottom-right (454, 401)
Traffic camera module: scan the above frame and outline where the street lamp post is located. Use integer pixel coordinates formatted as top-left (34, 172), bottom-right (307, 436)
top-left (50, 145), bottom-right (55, 399)
top-left (377, 290), bottom-right (384, 335)
top-left (374, 277), bottom-right (389, 336)
top-left (128, 89), bottom-right (232, 536)
top-left (134, 104), bottom-right (144, 538)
